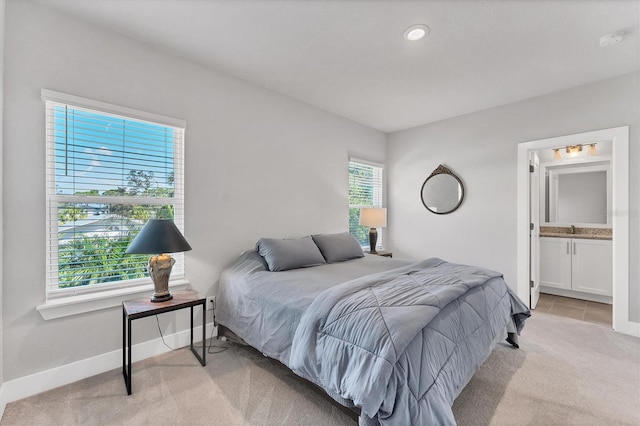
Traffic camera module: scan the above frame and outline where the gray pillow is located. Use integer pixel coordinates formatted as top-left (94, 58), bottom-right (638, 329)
top-left (312, 232), bottom-right (364, 263)
top-left (256, 236), bottom-right (326, 272)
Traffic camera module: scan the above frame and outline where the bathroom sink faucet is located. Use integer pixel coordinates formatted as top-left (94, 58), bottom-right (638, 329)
top-left (571, 225), bottom-right (576, 234)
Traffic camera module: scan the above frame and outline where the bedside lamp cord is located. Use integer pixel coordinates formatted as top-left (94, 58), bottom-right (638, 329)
top-left (155, 302), bottom-right (228, 354)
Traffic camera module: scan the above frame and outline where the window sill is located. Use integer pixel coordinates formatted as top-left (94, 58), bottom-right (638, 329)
top-left (36, 280), bottom-right (191, 320)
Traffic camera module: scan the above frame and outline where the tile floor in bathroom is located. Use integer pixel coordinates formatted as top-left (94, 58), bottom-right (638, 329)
top-left (535, 293), bottom-right (612, 326)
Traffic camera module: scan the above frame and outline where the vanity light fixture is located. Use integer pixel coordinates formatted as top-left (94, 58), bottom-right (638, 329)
top-left (566, 145), bottom-right (582, 157)
top-left (551, 143), bottom-right (597, 160)
top-left (403, 24), bottom-right (430, 41)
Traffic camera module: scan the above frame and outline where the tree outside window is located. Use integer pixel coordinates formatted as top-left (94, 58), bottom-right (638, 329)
top-left (349, 160), bottom-right (383, 247)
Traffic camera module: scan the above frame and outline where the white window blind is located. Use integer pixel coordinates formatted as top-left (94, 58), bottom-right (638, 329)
top-left (43, 90), bottom-right (185, 298)
top-left (348, 158), bottom-right (384, 247)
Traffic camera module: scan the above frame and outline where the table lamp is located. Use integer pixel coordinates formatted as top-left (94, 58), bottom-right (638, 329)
top-left (126, 219), bottom-right (192, 302)
top-left (359, 207), bottom-right (387, 254)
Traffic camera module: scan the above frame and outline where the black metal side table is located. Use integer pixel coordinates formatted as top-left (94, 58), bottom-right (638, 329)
top-left (122, 289), bottom-right (206, 395)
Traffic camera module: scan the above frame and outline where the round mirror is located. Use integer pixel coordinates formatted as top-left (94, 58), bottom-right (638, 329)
top-left (421, 165), bottom-right (464, 214)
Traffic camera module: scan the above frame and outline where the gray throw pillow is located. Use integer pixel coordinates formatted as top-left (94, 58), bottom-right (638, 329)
top-left (312, 232), bottom-right (364, 263)
top-left (256, 236), bottom-right (326, 272)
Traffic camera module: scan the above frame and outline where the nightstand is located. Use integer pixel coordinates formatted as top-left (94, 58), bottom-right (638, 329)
top-left (122, 290), bottom-right (206, 395)
top-left (367, 250), bottom-right (393, 258)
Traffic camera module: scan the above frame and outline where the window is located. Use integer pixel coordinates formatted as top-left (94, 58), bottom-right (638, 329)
top-left (43, 90), bottom-right (185, 298)
top-left (348, 158), bottom-right (384, 247)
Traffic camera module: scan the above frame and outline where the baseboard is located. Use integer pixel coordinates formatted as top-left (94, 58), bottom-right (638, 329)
top-left (0, 382), bottom-right (7, 421)
top-left (614, 319), bottom-right (640, 338)
top-left (2, 322), bottom-right (217, 406)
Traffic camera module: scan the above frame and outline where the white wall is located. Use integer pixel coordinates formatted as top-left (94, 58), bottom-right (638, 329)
top-left (1, 0), bottom-right (6, 404)
top-left (2, 1), bottom-right (386, 382)
top-left (387, 72), bottom-right (640, 323)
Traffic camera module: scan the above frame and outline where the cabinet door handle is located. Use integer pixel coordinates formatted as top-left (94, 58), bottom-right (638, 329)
top-left (566, 242), bottom-right (570, 254)
top-left (573, 242), bottom-right (576, 255)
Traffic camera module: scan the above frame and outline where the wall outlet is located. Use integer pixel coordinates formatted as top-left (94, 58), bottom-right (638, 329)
top-left (206, 296), bottom-right (215, 311)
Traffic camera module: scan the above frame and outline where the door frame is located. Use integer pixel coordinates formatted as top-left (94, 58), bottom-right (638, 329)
top-left (529, 152), bottom-right (540, 309)
top-left (516, 126), bottom-right (638, 337)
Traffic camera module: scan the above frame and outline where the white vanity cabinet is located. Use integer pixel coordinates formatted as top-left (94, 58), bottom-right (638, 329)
top-left (539, 237), bottom-right (612, 297)
top-left (539, 237), bottom-right (572, 290)
top-left (571, 239), bottom-right (613, 296)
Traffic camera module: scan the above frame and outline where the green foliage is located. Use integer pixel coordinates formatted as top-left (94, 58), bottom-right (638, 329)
top-left (57, 168), bottom-right (176, 288)
top-left (58, 233), bottom-right (147, 288)
top-left (74, 190), bottom-right (99, 196)
top-left (58, 204), bottom-right (88, 225)
top-left (102, 187), bottom-right (128, 197)
top-left (127, 170), bottom-right (155, 196)
top-left (349, 208), bottom-right (370, 246)
top-left (348, 162), bottom-right (378, 246)
top-left (105, 204), bottom-right (173, 221)
top-left (348, 163), bottom-right (375, 205)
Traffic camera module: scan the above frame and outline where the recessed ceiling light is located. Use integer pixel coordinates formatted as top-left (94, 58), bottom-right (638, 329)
top-left (599, 30), bottom-right (625, 47)
top-left (403, 24), bottom-right (430, 41)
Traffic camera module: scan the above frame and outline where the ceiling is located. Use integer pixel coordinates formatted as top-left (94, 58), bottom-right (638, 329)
top-left (39, 0), bottom-right (640, 133)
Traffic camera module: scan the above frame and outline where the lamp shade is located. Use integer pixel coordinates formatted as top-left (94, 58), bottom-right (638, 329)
top-left (359, 208), bottom-right (387, 228)
top-left (126, 219), bottom-right (192, 254)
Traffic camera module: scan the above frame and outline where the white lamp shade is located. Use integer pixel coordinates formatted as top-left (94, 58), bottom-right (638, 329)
top-left (359, 208), bottom-right (387, 228)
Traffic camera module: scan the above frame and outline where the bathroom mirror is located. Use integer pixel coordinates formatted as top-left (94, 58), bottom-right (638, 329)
top-left (544, 162), bottom-right (611, 225)
top-left (421, 165), bottom-right (464, 214)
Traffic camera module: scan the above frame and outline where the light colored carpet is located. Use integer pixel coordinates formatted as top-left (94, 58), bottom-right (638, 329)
top-left (2, 310), bottom-right (639, 425)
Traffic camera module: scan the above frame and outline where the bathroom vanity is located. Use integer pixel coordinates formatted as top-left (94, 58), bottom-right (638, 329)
top-left (539, 227), bottom-right (612, 303)
top-left (538, 154), bottom-right (613, 304)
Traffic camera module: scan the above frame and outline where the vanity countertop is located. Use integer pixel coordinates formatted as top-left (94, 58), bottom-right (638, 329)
top-left (539, 226), bottom-right (612, 240)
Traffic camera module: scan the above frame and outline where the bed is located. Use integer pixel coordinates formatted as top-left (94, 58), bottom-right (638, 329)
top-left (215, 233), bottom-right (530, 425)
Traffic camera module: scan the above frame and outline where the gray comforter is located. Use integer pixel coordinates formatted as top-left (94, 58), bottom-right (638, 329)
top-left (216, 251), bottom-right (411, 366)
top-left (216, 253), bottom-right (529, 425)
top-left (289, 258), bottom-right (529, 425)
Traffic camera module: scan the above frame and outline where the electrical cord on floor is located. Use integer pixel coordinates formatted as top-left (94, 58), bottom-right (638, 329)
top-left (154, 309), bottom-right (229, 355)
top-left (202, 296), bottom-right (229, 354)
top-left (198, 320), bottom-right (229, 355)
top-left (199, 299), bottom-right (229, 354)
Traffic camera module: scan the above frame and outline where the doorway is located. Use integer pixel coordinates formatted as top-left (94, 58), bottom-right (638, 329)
top-left (530, 143), bottom-right (613, 310)
top-left (516, 126), bottom-right (635, 336)
top-left (535, 293), bottom-right (613, 326)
